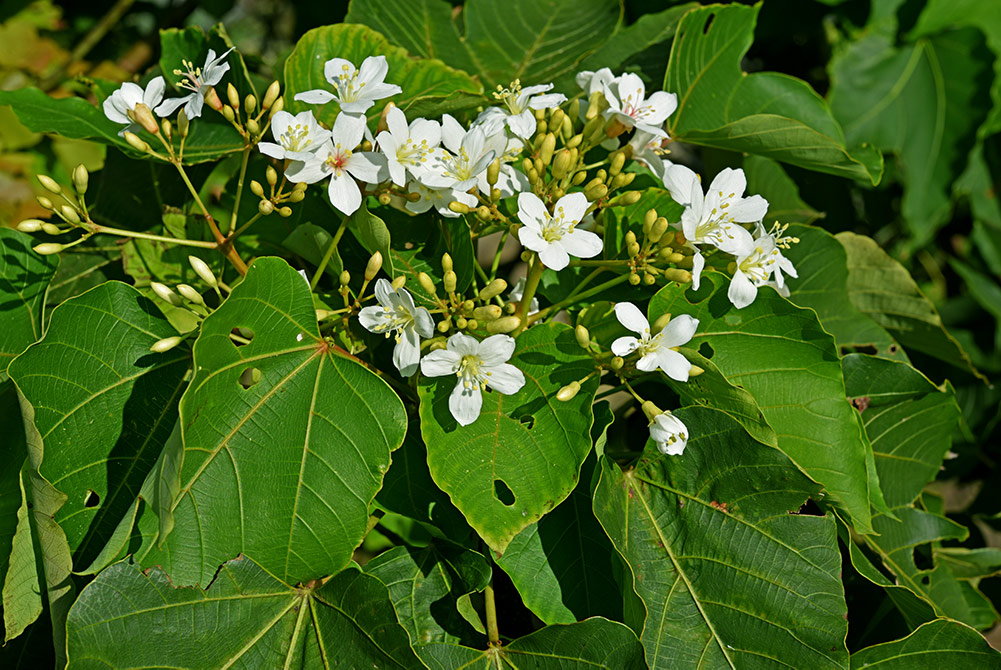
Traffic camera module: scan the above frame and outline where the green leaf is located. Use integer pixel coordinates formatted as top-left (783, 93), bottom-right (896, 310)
top-left (784, 225), bottom-right (905, 360)
top-left (282, 222), bottom-right (343, 278)
top-left (345, 0), bottom-right (621, 91)
top-left (592, 407), bottom-right (848, 669)
top-left (0, 88), bottom-right (128, 153)
top-left (8, 281), bottom-right (189, 569)
top-left (384, 213), bottom-right (475, 309)
top-left (850, 618), bottom-right (1001, 668)
top-left (496, 454), bottom-right (624, 625)
top-left (284, 23), bottom-right (483, 129)
top-left (0, 229), bottom-right (58, 380)
top-left (365, 541), bottom-right (490, 647)
top-left (45, 253), bottom-right (112, 306)
top-left (139, 257), bottom-right (406, 586)
top-left (3, 462), bottom-right (40, 644)
top-left (743, 155), bottom-right (823, 224)
top-left (346, 202), bottom-right (393, 275)
top-left (418, 322), bottom-right (598, 554)
top-left (843, 354), bottom-right (960, 508)
top-left (837, 231), bottom-right (982, 378)
top-left (649, 271), bottom-right (880, 533)
top-left (66, 558), bottom-right (423, 668)
top-left (828, 26), bottom-right (992, 244)
top-left (418, 617), bottom-right (647, 669)
top-left (665, 4), bottom-right (882, 183)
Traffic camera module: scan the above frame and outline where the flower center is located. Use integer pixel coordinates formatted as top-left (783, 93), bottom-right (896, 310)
top-left (173, 59), bottom-right (205, 93)
top-left (398, 138), bottom-right (431, 166)
top-left (457, 354), bottom-right (487, 391)
top-left (333, 64), bottom-right (365, 102)
top-left (493, 79), bottom-right (525, 115)
top-left (539, 205), bottom-right (576, 243)
top-left (324, 144), bottom-right (351, 173)
top-left (281, 124), bottom-right (311, 152)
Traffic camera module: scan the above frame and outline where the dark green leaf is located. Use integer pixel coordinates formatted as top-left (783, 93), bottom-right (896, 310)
top-left (0, 229), bottom-right (58, 380)
top-left (743, 155), bottom-right (823, 224)
top-left (850, 618), bottom-right (1001, 668)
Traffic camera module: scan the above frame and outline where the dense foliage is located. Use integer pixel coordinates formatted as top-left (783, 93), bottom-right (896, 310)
top-left (1, 0), bottom-right (1000, 667)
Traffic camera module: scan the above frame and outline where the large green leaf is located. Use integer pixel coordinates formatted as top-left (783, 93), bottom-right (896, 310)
top-left (345, 0), bottom-right (622, 91)
top-left (665, 4), bottom-right (882, 183)
top-left (829, 23), bottom-right (992, 244)
top-left (495, 455), bottom-right (624, 625)
top-left (784, 225), bottom-right (904, 360)
top-left (8, 281), bottom-right (189, 569)
top-left (593, 407), bottom-right (848, 669)
top-left (649, 271), bottom-right (881, 533)
top-left (419, 617), bottom-right (647, 669)
top-left (0, 229), bottom-right (58, 380)
top-left (139, 257), bottom-right (406, 586)
top-left (2, 462), bottom-right (38, 644)
top-left (837, 232), bottom-right (981, 378)
top-left (843, 354), bottom-right (960, 508)
top-left (66, 558), bottom-right (423, 668)
top-left (284, 23), bottom-right (484, 129)
top-left (418, 322), bottom-right (598, 554)
top-left (743, 155), bottom-right (823, 225)
top-left (850, 618), bottom-right (1001, 668)
top-left (0, 88), bottom-right (129, 154)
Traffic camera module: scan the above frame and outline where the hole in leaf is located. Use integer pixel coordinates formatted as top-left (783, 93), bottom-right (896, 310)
top-left (887, 344), bottom-right (899, 354)
top-left (698, 342), bottom-right (714, 360)
top-left (685, 282), bottom-right (713, 304)
top-left (229, 327), bottom-right (255, 347)
top-left (913, 546), bottom-right (933, 572)
top-left (790, 498), bottom-right (823, 516)
top-left (494, 480), bottom-right (516, 506)
top-left (238, 367), bottom-right (262, 390)
top-left (703, 12), bottom-right (715, 34)
top-left (518, 414), bottom-right (535, 430)
top-left (83, 490), bottom-right (100, 508)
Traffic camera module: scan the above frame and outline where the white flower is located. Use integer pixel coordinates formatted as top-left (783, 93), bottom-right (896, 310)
top-left (475, 135), bottom-right (529, 198)
top-left (576, 68), bottom-right (616, 96)
top-left (376, 106), bottom-right (441, 187)
top-left (284, 113), bottom-right (384, 215)
top-left (258, 110), bottom-right (327, 161)
top-left (103, 76), bottom-right (166, 136)
top-left (664, 165), bottom-right (765, 289)
top-left (650, 411), bottom-right (688, 455)
top-left (507, 277), bottom-right (539, 316)
top-left (294, 55), bottom-right (402, 114)
top-left (517, 192), bottom-right (602, 271)
top-left (420, 333), bottom-right (526, 426)
top-left (484, 79), bottom-right (567, 139)
top-left (155, 48), bottom-right (234, 119)
top-left (728, 224), bottom-right (799, 309)
top-left (602, 73), bottom-right (677, 137)
top-left (628, 130), bottom-right (673, 184)
top-left (610, 302), bottom-right (698, 380)
top-left (405, 181), bottom-right (477, 218)
top-left (422, 114), bottom-right (502, 190)
top-left (358, 279), bottom-right (434, 376)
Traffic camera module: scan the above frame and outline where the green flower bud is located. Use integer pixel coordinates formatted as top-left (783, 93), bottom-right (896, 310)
top-left (227, 83), bottom-right (240, 109)
top-left (188, 255), bottom-right (218, 288)
top-left (455, 316), bottom-right (468, 329)
top-left (443, 270), bottom-right (457, 294)
top-left (644, 208), bottom-right (658, 230)
top-left (552, 149), bottom-right (573, 180)
top-left (652, 313), bottom-right (672, 334)
top-left (289, 189), bottom-right (305, 203)
top-left (37, 174), bottom-right (61, 194)
top-left (663, 268), bottom-right (692, 283)
top-left (549, 108), bottom-right (565, 134)
top-left (487, 316), bottom-right (521, 334)
top-left (244, 94), bottom-right (257, 114)
top-left (478, 278), bottom-right (507, 301)
top-left (628, 273), bottom-right (641, 285)
top-left (72, 164), bottom-right (89, 195)
top-left (448, 201), bottom-right (470, 214)
top-left (540, 132), bottom-right (556, 166)
top-left (584, 182), bottom-right (607, 201)
top-left (441, 253), bottom-right (453, 273)
top-left (487, 159), bottom-right (500, 187)
top-left (649, 217), bottom-right (668, 244)
top-left (575, 324), bottom-right (590, 350)
top-left (339, 270), bottom-right (351, 285)
top-left (437, 319), bottom-right (451, 333)
top-left (365, 251), bottom-right (383, 281)
top-left (177, 284), bottom-right (205, 305)
top-left (150, 336), bottom-right (183, 353)
top-left (465, 318), bottom-right (479, 330)
top-left (418, 272), bottom-right (437, 296)
top-left (59, 205), bottom-right (80, 224)
top-left (33, 243), bottom-right (63, 255)
top-left (16, 219), bottom-right (43, 233)
top-left (177, 109), bottom-right (189, 138)
top-left (609, 356), bottom-right (624, 370)
top-left (246, 119), bottom-right (260, 136)
top-left (556, 381), bottom-right (580, 402)
top-left (250, 180), bottom-right (265, 197)
top-left (690, 365), bottom-right (705, 377)
top-left (222, 106), bottom-right (235, 122)
top-left (278, 206), bottom-right (292, 217)
top-left (269, 96), bottom-right (284, 116)
top-left (259, 200), bottom-right (275, 215)
top-left (266, 166), bottom-right (278, 186)
top-left (472, 305), bottom-right (502, 321)
top-left (608, 150), bottom-right (625, 177)
top-left (41, 223), bottom-right (63, 235)
top-left (123, 131), bottom-right (151, 154)
top-left (391, 275), bottom-right (406, 290)
top-left (262, 80), bottom-right (281, 110)
top-left (641, 400), bottom-right (662, 421)
top-left (151, 281), bottom-right (182, 306)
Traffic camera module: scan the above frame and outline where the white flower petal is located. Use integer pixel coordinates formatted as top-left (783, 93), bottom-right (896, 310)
top-left (691, 252), bottom-right (705, 290)
top-left (445, 332), bottom-right (480, 356)
top-left (614, 302), bottom-right (650, 335)
top-left (559, 229), bottom-right (603, 260)
top-left (449, 381), bottom-right (482, 426)
top-left (357, 305), bottom-right (386, 333)
top-left (485, 363), bottom-right (525, 395)
top-left (295, 89), bottom-right (336, 105)
top-left (654, 348), bottom-right (693, 382)
top-left (538, 244), bottom-right (570, 271)
top-left (611, 336), bottom-right (641, 357)
top-left (730, 194), bottom-right (769, 223)
top-left (659, 314), bottom-right (699, 348)
top-left (478, 334), bottom-right (516, 366)
top-left (327, 172), bottom-right (362, 215)
top-left (664, 164), bottom-right (700, 206)
top-left (517, 192), bottom-right (549, 228)
top-left (393, 327), bottom-right (422, 377)
top-left (420, 349), bottom-right (461, 376)
top-left (728, 269), bottom-right (758, 309)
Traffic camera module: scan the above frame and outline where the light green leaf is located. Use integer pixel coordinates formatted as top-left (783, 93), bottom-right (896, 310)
top-left (8, 281), bottom-right (189, 569)
top-left (828, 25), bottom-right (992, 244)
top-left (837, 231), bottom-right (982, 378)
top-left (345, 0), bottom-right (622, 91)
top-left (284, 23), bottom-right (483, 129)
top-left (140, 257), bottom-right (406, 586)
top-left (365, 541), bottom-right (489, 648)
top-left (666, 4), bottom-right (882, 183)
top-left (496, 454), bottom-right (624, 625)
top-left (743, 155), bottom-right (823, 224)
top-left (843, 354), bottom-right (960, 508)
top-left (851, 618), bottom-right (1001, 668)
top-left (418, 323), bottom-right (598, 554)
top-left (649, 271), bottom-right (880, 533)
top-left (0, 88), bottom-right (128, 153)
top-left (785, 225), bottom-right (905, 360)
top-left (0, 229), bottom-right (58, 380)
top-left (592, 407), bottom-right (848, 669)
top-left (2, 461), bottom-right (40, 644)
top-left (346, 202), bottom-right (393, 275)
top-left (418, 617), bottom-right (647, 669)
top-left (934, 547), bottom-right (1001, 580)
top-left (66, 558), bottom-right (423, 668)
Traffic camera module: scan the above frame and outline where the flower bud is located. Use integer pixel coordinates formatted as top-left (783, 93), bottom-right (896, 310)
top-left (443, 270), bottom-right (457, 293)
top-left (585, 91), bottom-right (604, 120)
top-left (16, 219), bottom-right (43, 233)
top-left (641, 400), bottom-right (662, 421)
top-left (391, 275), bottom-right (406, 290)
top-left (448, 201), bottom-right (470, 214)
top-left (227, 83), bottom-right (240, 109)
top-left (552, 149), bottom-right (573, 180)
top-left (418, 272), bottom-right (437, 296)
top-left (378, 192), bottom-right (392, 205)
top-left (33, 243), bottom-right (63, 255)
top-left (262, 80), bottom-right (281, 110)
top-left (539, 133), bottom-right (556, 166)
top-left (566, 133), bottom-right (583, 149)
top-left (246, 119), bottom-right (260, 136)
top-left (339, 270), bottom-right (351, 285)
top-left (567, 98), bottom-right (580, 124)
top-left (58, 205), bottom-right (79, 224)
top-left (177, 284), bottom-right (205, 305)
top-left (667, 252), bottom-right (685, 264)
top-left (244, 94), bottom-right (257, 114)
top-left (465, 318), bottom-right (479, 330)
top-left (177, 109), bottom-right (189, 138)
top-left (473, 305), bottom-right (502, 321)
top-left (437, 319), bottom-right (451, 333)
top-left (37, 196), bottom-right (53, 210)
top-left (37, 174), bottom-right (61, 194)
top-left (609, 356), bottom-right (624, 370)
top-left (189, 255), bottom-right (218, 287)
top-left (571, 171), bottom-right (587, 185)
top-left (611, 173), bottom-right (635, 190)
top-left (428, 336), bottom-right (447, 351)
top-left (575, 324), bottom-right (590, 350)
top-left (663, 268), bottom-right (692, 283)
top-left (522, 157), bottom-right (533, 175)
top-left (642, 272), bottom-right (655, 285)
top-left (222, 106), bottom-right (235, 122)
top-left (278, 206), bottom-right (292, 217)
top-left (269, 96), bottom-right (284, 116)
top-left (134, 103), bottom-right (159, 134)
top-left (584, 182), bottom-right (607, 201)
top-left (441, 253), bottom-right (453, 273)
top-left (72, 164), bottom-right (89, 195)
top-left (609, 150), bottom-right (625, 177)
top-left (151, 281), bottom-right (182, 306)
top-left (204, 87), bottom-right (224, 112)
top-left (487, 316), bottom-right (521, 334)
top-left (527, 167), bottom-right (540, 185)
top-left (478, 278), bottom-right (507, 301)
top-left (258, 200), bottom-right (274, 215)
top-left (649, 217), bottom-right (668, 244)
top-left (628, 273), bottom-right (641, 285)
top-left (627, 242), bottom-right (640, 257)
top-left (549, 108), bottom-right (565, 133)
top-left (644, 208), bottom-right (657, 230)
top-left (652, 313), bottom-right (672, 334)
top-left (162, 119), bottom-right (172, 141)
top-left (625, 230), bottom-right (637, 246)
top-left (487, 159), bottom-right (500, 187)
top-left (150, 336), bottom-right (183, 353)
top-left (250, 180), bottom-right (265, 197)
top-left (454, 316), bottom-right (468, 329)
top-left (611, 191), bottom-right (642, 206)
top-left (124, 131), bottom-right (151, 154)
top-left (377, 102), bottom-right (395, 134)
top-left (556, 381), bottom-right (580, 402)
top-left (365, 251), bottom-right (383, 281)
top-left (462, 300), bottom-right (475, 312)
top-left (289, 189), bottom-right (305, 203)
top-left (266, 166), bottom-right (278, 186)
top-left (42, 222), bottom-right (63, 235)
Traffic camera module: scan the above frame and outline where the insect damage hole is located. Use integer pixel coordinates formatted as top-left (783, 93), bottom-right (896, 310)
top-left (238, 367), bottom-right (262, 390)
top-left (83, 489), bottom-right (100, 508)
top-left (229, 327), bottom-right (255, 347)
top-left (494, 480), bottom-right (516, 506)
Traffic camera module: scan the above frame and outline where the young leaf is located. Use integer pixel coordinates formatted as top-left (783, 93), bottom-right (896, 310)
top-left (417, 322), bottom-right (598, 555)
top-left (649, 271), bottom-right (882, 533)
top-left (139, 257), bottom-right (406, 586)
top-left (66, 558), bottom-right (423, 668)
top-left (850, 618), bottom-right (1001, 668)
top-left (593, 406), bottom-right (848, 669)
top-left (0, 229), bottom-right (58, 380)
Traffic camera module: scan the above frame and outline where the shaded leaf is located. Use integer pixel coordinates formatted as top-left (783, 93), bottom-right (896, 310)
top-left (743, 155), bottom-right (823, 224)
top-left (850, 618), bottom-right (1001, 668)
top-left (0, 229), bottom-right (58, 380)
